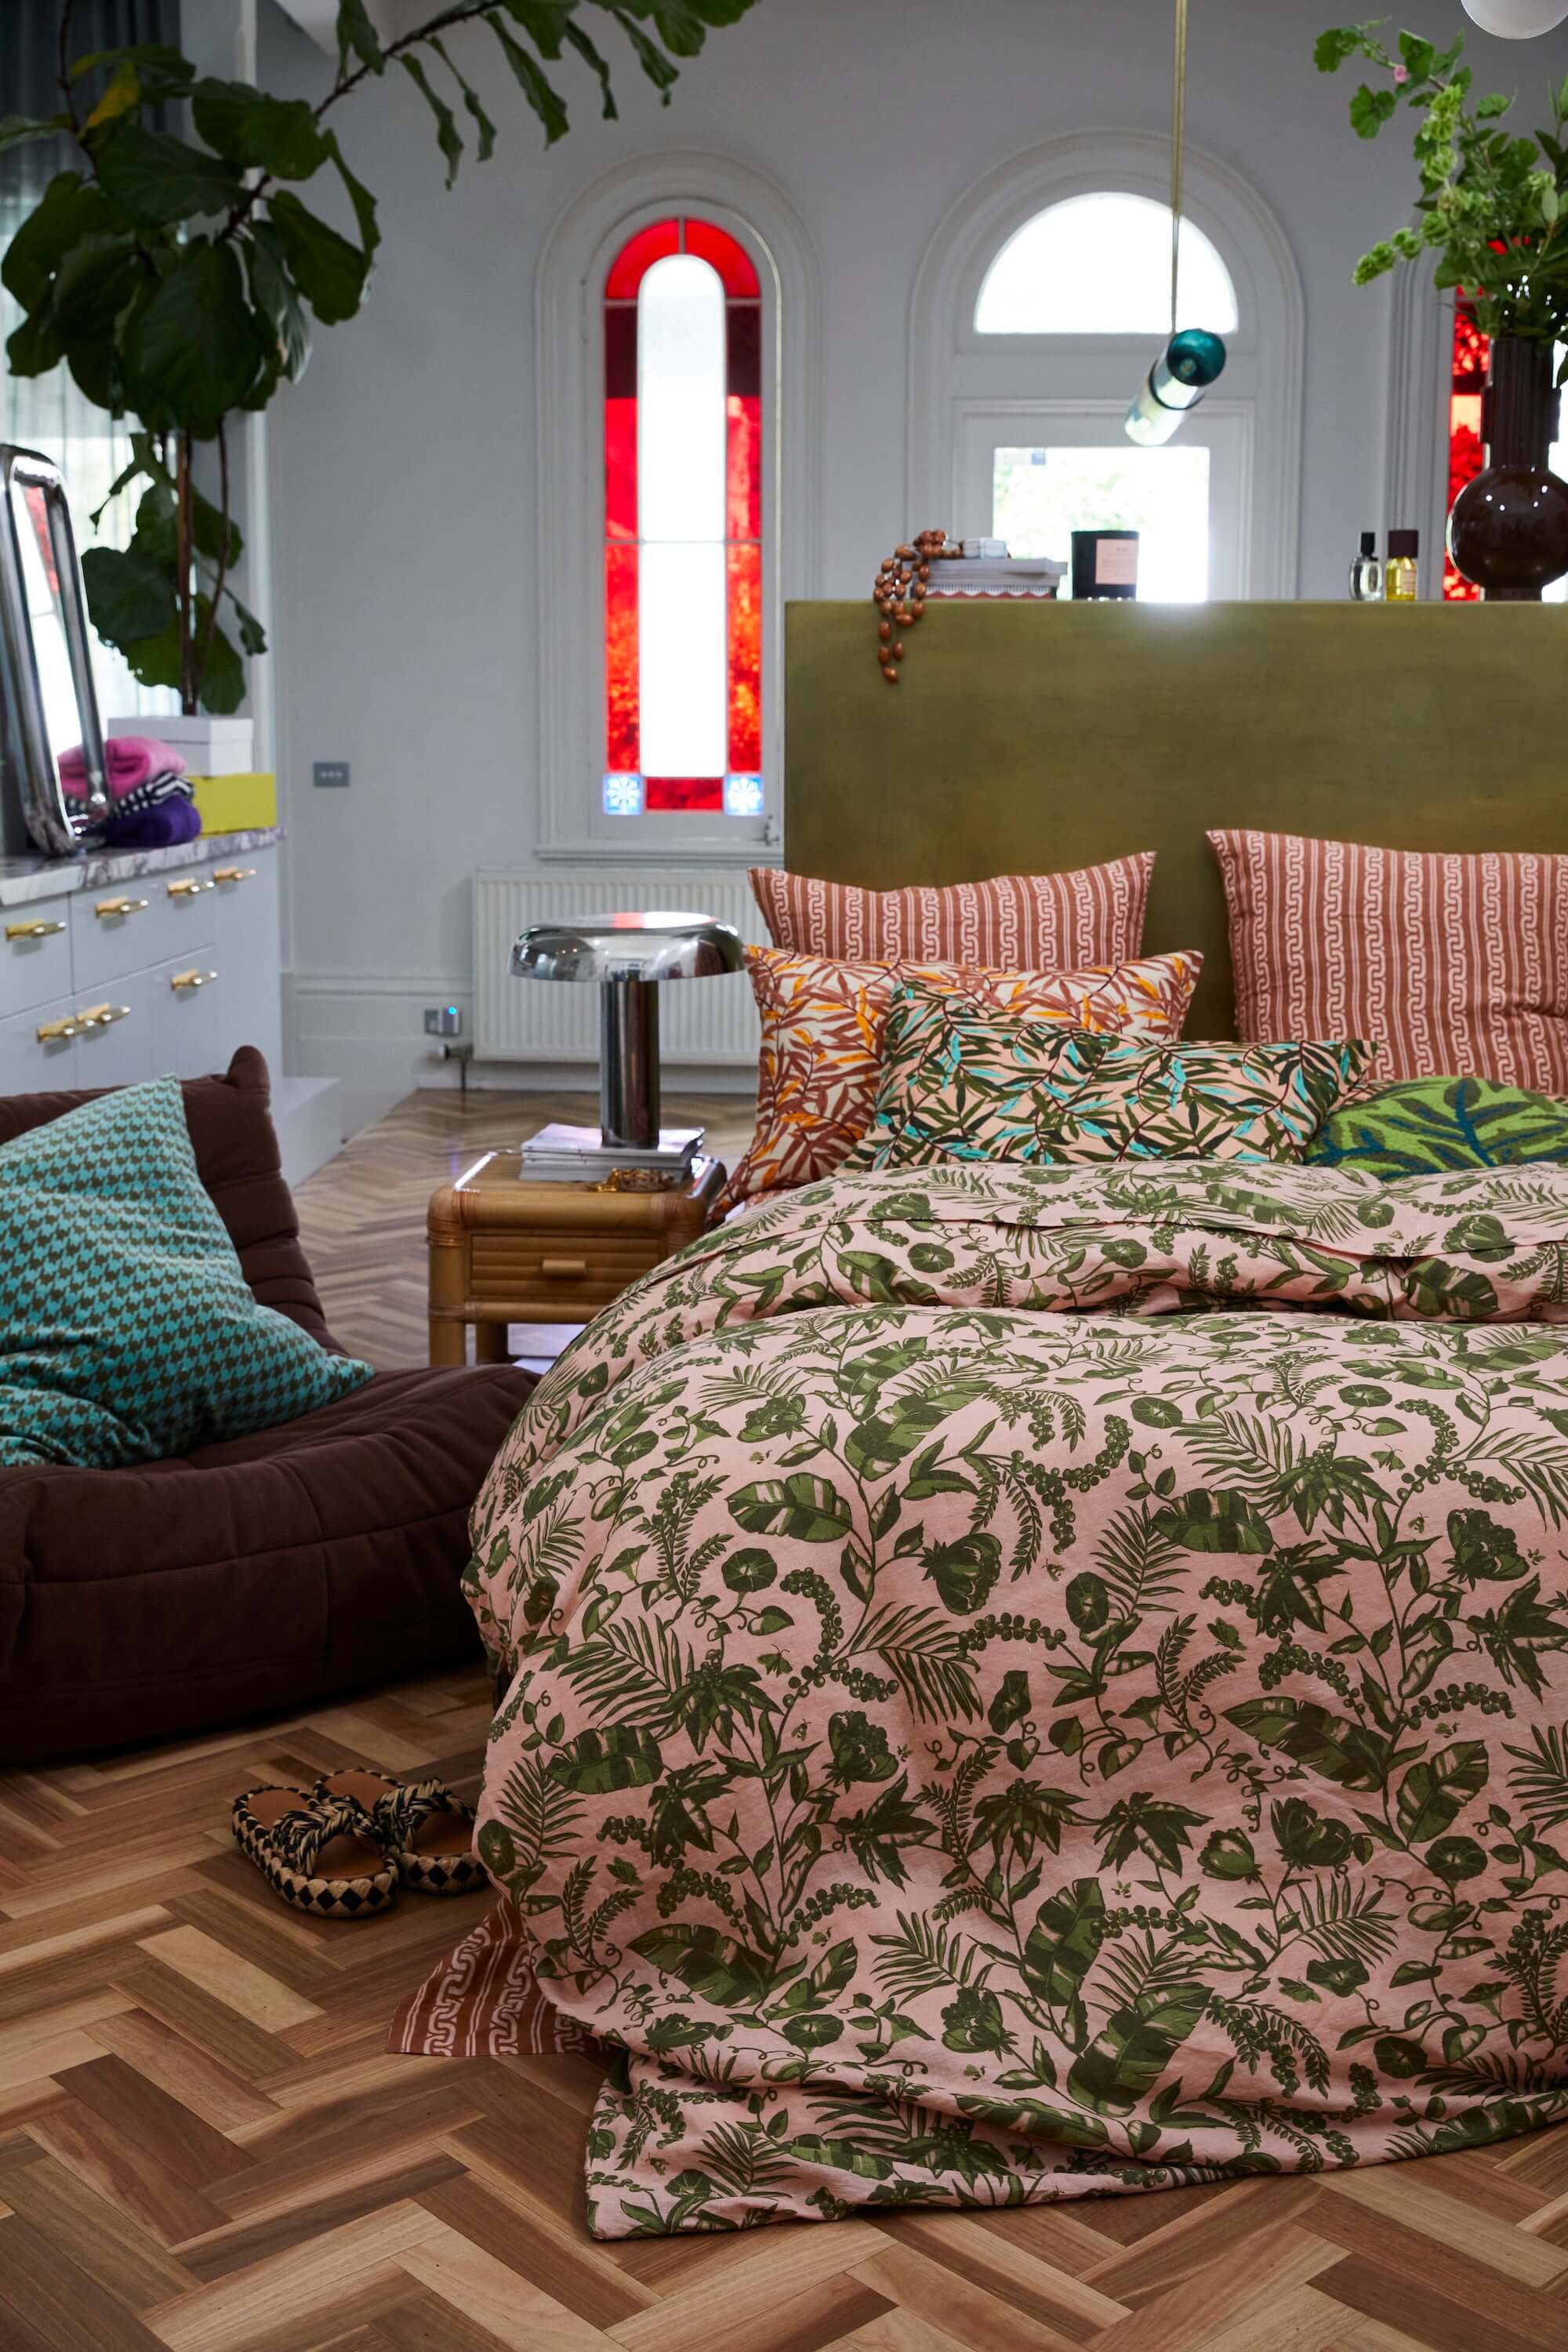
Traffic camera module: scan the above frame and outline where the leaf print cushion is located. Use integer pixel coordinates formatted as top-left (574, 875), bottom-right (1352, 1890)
top-left (1308, 1075), bottom-right (1568, 1178)
top-left (848, 985), bottom-right (1376, 1170)
top-left (719, 946), bottom-right (1202, 1208)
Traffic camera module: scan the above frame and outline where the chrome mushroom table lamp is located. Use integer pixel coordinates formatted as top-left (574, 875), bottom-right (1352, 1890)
top-left (510, 909), bottom-right (744, 1157)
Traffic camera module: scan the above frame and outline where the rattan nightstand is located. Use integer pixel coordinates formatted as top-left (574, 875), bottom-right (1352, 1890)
top-left (426, 1151), bottom-right (726, 1365)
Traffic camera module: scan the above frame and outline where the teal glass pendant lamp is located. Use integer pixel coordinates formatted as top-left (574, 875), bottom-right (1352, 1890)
top-left (1126, 0), bottom-right (1228, 447)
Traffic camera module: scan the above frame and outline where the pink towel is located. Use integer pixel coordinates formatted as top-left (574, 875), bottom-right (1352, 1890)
top-left (60, 735), bottom-right (187, 801)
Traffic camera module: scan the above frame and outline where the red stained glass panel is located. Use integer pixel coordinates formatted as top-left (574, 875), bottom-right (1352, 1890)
top-left (686, 219), bottom-right (760, 296)
top-left (605, 545), bottom-right (639, 772)
top-left (1446, 300), bottom-right (1489, 601)
top-left (603, 214), bottom-right (764, 804)
top-left (727, 394), bottom-right (760, 542)
top-left (605, 218), bottom-right (679, 299)
top-left (728, 543), bottom-right (762, 772)
top-left (645, 776), bottom-right (724, 812)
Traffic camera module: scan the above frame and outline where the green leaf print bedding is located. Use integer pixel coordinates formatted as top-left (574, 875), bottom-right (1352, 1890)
top-left (464, 1160), bottom-right (1568, 2236)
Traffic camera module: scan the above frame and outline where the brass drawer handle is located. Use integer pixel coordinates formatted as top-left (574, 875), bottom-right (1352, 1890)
top-left (95, 895), bottom-right (148, 920)
top-left (77, 1003), bottom-right (131, 1029)
top-left (6, 918), bottom-right (66, 941)
top-left (167, 877), bottom-right (215, 898)
top-left (212, 866), bottom-right (257, 884)
top-left (541, 1258), bottom-right (590, 1280)
top-left (170, 968), bottom-right (217, 992)
top-left (36, 1016), bottom-right (78, 1042)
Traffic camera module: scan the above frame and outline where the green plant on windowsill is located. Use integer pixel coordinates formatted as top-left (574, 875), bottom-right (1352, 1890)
top-left (0, 0), bottom-right (759, 716)
top-left (1316, 19), bottom-right (1568, 366)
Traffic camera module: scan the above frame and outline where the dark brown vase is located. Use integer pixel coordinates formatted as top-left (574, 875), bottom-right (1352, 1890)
top-left (1446, 336), bottom-right (1568, 601)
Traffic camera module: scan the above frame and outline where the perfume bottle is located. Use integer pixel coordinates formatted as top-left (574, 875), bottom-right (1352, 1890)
top-left (1385, 530), bottom-right (1420, 602)
top-left (1349, 531), bottom-right (1381, 601)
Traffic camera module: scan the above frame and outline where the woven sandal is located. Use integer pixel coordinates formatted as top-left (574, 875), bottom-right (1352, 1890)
top-left (313, 1769), bottom-right (485, 1897)
top-left (231, 1785), bottom-right (398, 1919)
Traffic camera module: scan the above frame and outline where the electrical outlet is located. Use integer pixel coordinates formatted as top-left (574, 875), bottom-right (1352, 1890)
top-left (424, 1006), bottom-right (463, 1038)
top-left (313, 760), bottom-right (350, 789)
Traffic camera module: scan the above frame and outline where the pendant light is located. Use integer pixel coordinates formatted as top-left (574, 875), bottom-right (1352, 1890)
top-left (1461, 0), bottom-right (1568, 35)
top-left (1126, 0), bottom-right (1228, 445)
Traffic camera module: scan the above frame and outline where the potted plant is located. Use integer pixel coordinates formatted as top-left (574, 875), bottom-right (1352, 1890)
top-left (0, 0), bottom-right (759, 753)
top-left (1317, 18), bottom-right (1568, 596)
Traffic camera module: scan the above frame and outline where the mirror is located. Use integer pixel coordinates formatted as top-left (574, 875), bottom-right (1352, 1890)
top-left (0, 445), bottom-right (111, 857)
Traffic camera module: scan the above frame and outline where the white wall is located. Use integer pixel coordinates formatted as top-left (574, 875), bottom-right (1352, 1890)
top-left (254, 0), bottom-right (1568, 1122)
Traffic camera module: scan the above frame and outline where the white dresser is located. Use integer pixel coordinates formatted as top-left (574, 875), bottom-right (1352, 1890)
top-left (0, 829), bottom-right (283, 1095)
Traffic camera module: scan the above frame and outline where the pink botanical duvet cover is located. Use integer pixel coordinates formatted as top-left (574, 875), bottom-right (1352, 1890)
top-left (465, 1160), bottom-right (1568, 2236)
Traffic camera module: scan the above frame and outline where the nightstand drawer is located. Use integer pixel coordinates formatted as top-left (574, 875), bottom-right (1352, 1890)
top-left (470, 1232), bottom-right (666, 1305)
top-left (0, 905), bottom-right (72, 1018)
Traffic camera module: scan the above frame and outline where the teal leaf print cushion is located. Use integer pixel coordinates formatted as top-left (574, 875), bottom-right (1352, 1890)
top-left (848, 985), bottom-right (1375, 1170)
top-left (0, 1076), bottom-right (372, 1468)
top-left (1307, 1075), bottom-right (1568, 1178)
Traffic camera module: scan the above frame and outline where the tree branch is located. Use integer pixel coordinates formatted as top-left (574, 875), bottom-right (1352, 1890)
top-left (192, 420), bottom-right (230, 713)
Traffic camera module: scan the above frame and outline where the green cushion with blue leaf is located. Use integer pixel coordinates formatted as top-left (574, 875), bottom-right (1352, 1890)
top-left (0, 1075), bottom-right (372, 1468)
top-left (1306, 1075), bottom-right (1568, 1178)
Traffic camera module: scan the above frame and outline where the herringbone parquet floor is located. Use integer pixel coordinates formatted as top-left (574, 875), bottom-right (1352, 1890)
top-left (1, 1088), bottom-right (1566, 2352)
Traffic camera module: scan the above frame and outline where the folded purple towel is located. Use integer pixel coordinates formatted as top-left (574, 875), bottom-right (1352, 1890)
top-left (60, 735), bottom-right (188, 802)
top-left (100, 799), bottom-right (203, 850)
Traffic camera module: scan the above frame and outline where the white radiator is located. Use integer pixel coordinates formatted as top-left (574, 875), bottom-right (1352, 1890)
top-left (474, 869), bottom-right (768, 1066)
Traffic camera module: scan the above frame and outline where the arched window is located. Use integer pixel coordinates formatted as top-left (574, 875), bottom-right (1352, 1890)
top-left (909, 135), bottom-right (1303, 604)
top-left (533, 154), bottom-right (818, 863)
top-left (602, 217), bottom-right (762, 818)
top-left (975, 194), bottom-right (1238, 338)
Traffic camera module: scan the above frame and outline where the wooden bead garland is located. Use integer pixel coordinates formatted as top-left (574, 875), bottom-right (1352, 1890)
top-left (871, 526), bottom-right (965, 684)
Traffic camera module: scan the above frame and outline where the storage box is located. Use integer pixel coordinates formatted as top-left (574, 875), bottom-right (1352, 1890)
top-left (191, 771), bottom-right (278, 833)
top-left (105, 715), bottom-right (255, 776)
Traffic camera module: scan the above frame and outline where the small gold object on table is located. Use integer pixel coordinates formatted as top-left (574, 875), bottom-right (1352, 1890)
top-left (426, 1149), bottom-right (726, 1366)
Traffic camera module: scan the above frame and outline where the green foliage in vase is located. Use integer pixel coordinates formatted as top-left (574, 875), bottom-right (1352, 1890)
top-left (1316, 20), bottom-right (1568, 368)
top-left (0, 0), bottom-right (759, 713)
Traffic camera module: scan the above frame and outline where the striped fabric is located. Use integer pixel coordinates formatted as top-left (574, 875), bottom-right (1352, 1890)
top-left (749, 855), bottom-right (1153, 967)
top-left (1210, 829), bottom-right (1568, 1093)
top-left (388, 1896), bottom-right (589, 2060)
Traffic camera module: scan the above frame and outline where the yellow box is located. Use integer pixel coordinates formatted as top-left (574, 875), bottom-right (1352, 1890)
top-left (191, 771), bottom-right (278, 833)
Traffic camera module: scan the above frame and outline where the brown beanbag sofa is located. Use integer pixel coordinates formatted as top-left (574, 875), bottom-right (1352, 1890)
top-left (0, 1048), bottom-right (535, 1762)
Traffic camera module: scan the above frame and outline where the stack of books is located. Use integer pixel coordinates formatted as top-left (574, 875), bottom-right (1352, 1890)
top-left (521, 1122), bottom-right (704, 1184)
top-left (924, 552), bottom-right (1065, 599)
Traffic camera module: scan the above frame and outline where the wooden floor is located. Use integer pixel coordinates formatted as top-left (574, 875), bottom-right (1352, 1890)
top-left (0, 1089), bottom-right (1566, 2352)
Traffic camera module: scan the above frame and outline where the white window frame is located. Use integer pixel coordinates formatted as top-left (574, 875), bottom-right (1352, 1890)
top-left (908, 131), bottom-right (1305, 601)
top-left (533, 151), bottom-right (820, 865)
top-left (957, 398), bottom-right (1253, 601)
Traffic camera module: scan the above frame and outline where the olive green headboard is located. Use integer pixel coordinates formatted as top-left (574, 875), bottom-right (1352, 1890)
top-left (784, 601), bottom-right (1568, 1038)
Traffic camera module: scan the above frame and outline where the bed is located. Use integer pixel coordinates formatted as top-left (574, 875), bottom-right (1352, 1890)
top-left (417, 601), bottom-right (1568, 2235)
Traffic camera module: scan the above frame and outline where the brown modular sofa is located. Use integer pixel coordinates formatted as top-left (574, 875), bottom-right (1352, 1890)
top-left (0, 1048), bottom-right (535, 1762)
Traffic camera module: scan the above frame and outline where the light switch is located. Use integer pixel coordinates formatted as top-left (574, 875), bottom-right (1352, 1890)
top-left (313, 760), bottom-right (350, 788)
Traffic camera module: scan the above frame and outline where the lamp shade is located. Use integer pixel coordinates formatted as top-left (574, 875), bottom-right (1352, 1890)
top-left (1461, 0), bottom-right (1568, 34)
top-left (510, 910), bottom-right (744, 985)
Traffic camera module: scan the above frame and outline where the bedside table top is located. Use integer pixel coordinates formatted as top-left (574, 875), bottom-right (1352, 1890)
top-left (452, 1149), bottom-right (721, 1199)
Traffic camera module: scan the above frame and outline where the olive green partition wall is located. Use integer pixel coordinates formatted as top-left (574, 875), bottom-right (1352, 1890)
top-left (784, 601), bottom-right (1568, 1038)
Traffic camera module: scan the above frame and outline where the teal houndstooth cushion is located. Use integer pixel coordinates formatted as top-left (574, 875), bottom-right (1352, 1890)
top-left (0, 1076), bottom-right (372, 1468)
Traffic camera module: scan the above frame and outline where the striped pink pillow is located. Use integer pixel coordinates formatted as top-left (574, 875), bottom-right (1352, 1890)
top-left (1210, 829), bottom-right (1568, 1091)
top-left (749, 855), bottom-right (1153, 968)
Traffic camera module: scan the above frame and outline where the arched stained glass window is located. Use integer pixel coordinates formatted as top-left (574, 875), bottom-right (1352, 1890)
top-left (603, 216), bottom-right (763, 818)
top-left (975, 193), bottom-right (1238, 337)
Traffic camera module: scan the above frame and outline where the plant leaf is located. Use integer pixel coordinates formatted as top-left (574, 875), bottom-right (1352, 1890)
top-left (122, 239), bottom-right (270, 438)
top-left (263, 190), bottom-right (369, 325)
top-left (80, 544), bottom-right (175, 646)
top-left (336, 0), bottom-right (386, 76)
top-left (398, 53), bottom-right (464, 187)
top-left (190, 79), bottom-right (332, 180)
top-left (93, 122), bottom-right (244, 228)
top-left (486, 13), bottom-right (570, 144)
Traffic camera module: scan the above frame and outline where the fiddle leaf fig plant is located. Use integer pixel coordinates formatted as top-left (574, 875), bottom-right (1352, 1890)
top-left (0, 0), bottom-right (760, 713)
top-left (1317, 20), bottom-right (1568, 370)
